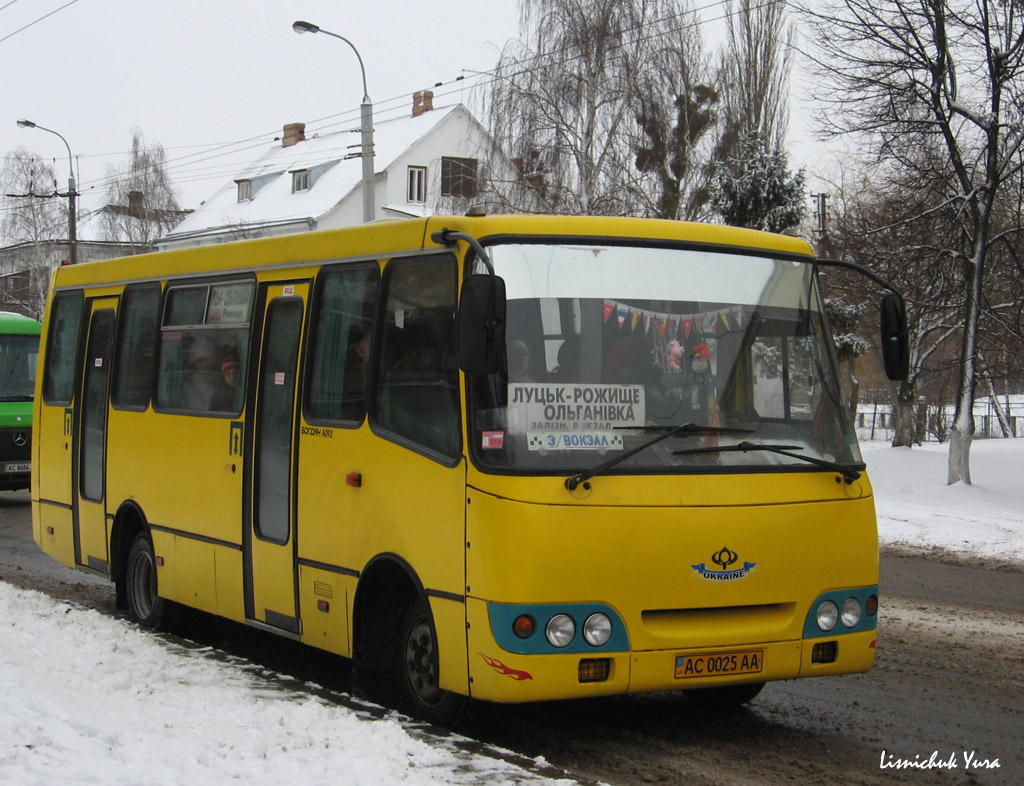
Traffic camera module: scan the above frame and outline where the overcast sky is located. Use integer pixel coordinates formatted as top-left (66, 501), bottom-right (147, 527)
top-left (1, 0), bottom-right (830, 213)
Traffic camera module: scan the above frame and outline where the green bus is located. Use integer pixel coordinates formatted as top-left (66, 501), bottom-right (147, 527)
top-left (0, 311), bottom-right (42, 491)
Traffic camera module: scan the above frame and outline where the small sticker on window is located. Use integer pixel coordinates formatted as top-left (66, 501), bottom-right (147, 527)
top-left (274, 372), bottom-right (285, 386)
top-left (482, 431), bottom-right (504, 449)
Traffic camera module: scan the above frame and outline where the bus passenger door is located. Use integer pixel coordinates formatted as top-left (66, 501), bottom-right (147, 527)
top-left (245, 282), bottom-right (308, 634)
top-left (74, 299), bottom-right (117, 574)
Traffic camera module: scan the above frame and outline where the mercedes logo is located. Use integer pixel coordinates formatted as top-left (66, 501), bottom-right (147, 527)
top-left (12, 432), bottom-right (27, 447)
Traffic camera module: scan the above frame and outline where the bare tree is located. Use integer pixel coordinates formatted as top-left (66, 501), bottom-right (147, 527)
top-left (101, 129), bottom-right (183, 249)
top-left (487, 0), bottom-right (714, 217)
top-left (0, 147), bottom-right (68, 315)
top-left (800, 0), bottom-right (1024, 484)
top-left (628, 1), bottom-right (719, 219)
top-left (717, 0), bottom-right (795, 158)
top-left (824, 164), bottom-right (965, 447)
top-left (1, 147), bottom-right (65, 246)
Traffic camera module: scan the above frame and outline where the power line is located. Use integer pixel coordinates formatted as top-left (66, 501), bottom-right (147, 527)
top-left (0, 0), bottom-right (82, 44)
top-left (6, 0), bottom-right (787, 208)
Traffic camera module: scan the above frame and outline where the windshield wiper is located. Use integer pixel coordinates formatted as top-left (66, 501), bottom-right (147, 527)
top-left (672, 441), bottom-right (862, 483)
top-left (564, 423), bottom-right (754, 491)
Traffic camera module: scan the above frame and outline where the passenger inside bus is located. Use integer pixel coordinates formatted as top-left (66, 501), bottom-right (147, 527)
top-left (182, 338), bottom-right (219, 410)
top-left (210, 350), bottom-right (241, 412)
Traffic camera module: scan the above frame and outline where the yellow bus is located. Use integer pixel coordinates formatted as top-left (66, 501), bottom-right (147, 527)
top-left (32, 214), bottom-right (907, 726)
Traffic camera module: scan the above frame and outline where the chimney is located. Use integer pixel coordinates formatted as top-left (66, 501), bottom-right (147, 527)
top-left (128, 190), bottom-right (144, 218)
top-left (412, 90), bottom-right (434, 118)
top-left (282, 122), bottom-right (306, 147)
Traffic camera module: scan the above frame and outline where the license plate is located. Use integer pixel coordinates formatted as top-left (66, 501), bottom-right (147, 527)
top-left (674, 649), bottom-right (764, 679)
top-left (3, 463), bottom-right (30, 473)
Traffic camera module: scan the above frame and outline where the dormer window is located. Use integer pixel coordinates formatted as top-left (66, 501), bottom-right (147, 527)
top-left (292, 169), bottom-right (310, 193)
top-left (407, 166), bottom-right (426, 203)
top-left (236, 180), bottom-right (252, 202)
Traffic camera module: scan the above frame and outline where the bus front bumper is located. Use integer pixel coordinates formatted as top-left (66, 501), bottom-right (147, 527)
top-left (467, 622), bottom-right (877, 704)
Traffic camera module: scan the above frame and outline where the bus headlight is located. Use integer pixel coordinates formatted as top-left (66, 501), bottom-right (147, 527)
top-left (816, 600), bottom-right (839, 632)
top-left (582, 613), bottom-right (612, 646)
top-left (841, 597), bottom-right (862, 628)
top-left (545, 614), bottom-right (576, 648)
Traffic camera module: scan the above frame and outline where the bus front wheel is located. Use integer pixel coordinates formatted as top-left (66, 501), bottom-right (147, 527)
top-left (126, 532), bottom-right (166, 629)
top-left (396, 596), bottom-right (467, 727)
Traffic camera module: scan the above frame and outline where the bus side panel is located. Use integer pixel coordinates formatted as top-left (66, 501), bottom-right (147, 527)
top-left (33, 401), bottom-right (75, 554)
top-left (33, 500), bottom-right (75, 567)
top-left (106, 408), bottom-right (246, 620)
top-left (166, 535), bottom-right (218, 616)
top-left (298, 565), bottom-right (353, 654)
top-left (215, 545), bottom-right (245, 621)
top-left (297, 428), bottom-right (469, 693)
top-left (107, 412), bottom-right (244, 549)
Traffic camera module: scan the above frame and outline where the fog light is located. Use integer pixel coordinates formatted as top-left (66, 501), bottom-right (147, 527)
top-left (578, 658), bottom-right (611, 683)
top-left (812, 641), bottom-right (838, 663)
top-left (841, 597), bottom-right (862, 628)
top-left (545, 613), bottom-right (575, 648)
top-left (582, 613), bottom-right (612, 647)
top-left (816, 600), bottom-right (839, 632)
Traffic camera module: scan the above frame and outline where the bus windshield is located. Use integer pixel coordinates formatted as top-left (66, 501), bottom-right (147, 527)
top-left (0, 333), bottom-right (40, 402)
top-left (469, 241), bottom-right (862, 474)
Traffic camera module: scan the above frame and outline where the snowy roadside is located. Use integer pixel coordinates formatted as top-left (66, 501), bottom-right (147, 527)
top-left (864, 439), bottom-right (1024, 566)
top-left (0, 581), bottom-right (586, 786)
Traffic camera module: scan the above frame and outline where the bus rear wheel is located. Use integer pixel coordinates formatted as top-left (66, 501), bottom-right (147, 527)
top-left (126, 532), bottom-right (166, 629)
top-left (396, 596), bottom-right (467, 727)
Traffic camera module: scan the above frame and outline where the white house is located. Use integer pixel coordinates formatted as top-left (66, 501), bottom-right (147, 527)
top-left (157, 92), bottom-right (515, 250)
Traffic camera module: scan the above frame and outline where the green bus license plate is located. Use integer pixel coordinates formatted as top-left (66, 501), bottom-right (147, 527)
top-left (675, 649), bottom-right (764, 679)
top-left (3, 463), bottom-right (30, 473)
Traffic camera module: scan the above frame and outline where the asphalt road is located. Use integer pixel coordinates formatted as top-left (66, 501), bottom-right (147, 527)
top-left (2, 491), bottom-right (1021, 785)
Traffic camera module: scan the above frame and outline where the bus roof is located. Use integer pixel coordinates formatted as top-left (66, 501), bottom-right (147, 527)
top-left (49, 214), bottom-right (816, 290)
top-left (0, 311), bottom-right (43, 334)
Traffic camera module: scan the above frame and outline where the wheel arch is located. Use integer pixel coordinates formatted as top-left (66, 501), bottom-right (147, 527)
top-left (351, 553), bottom-right (427, 701)
top-left (110, 500), bottom-right (149, 609)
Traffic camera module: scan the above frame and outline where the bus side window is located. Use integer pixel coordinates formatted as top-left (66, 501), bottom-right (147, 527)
top-left (42, 290), bottom-right (84, 405)
top-left (306, 264), bottom-right (379, 423)
top-left (155, 281), bottom-right (254, 416)
top-left (373, 256), bottom-right (459, 459)
top-left (112, 284), bottom-right (160, 410)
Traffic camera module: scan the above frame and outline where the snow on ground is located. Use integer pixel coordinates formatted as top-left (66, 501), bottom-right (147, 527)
top-left (1, 439), bottom-right (1021, 785)
top-left (0, 582), bottom-right (580, 786)
top-left (863, 439), bottom-right (1024, 564)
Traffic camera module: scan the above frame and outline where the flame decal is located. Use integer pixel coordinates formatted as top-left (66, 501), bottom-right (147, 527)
top-left (869, 639), bottom-right (877, 649)
top-left (480, 653), bottom-right (533, 681)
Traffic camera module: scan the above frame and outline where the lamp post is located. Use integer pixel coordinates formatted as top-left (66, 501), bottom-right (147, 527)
top-left (16, 119), bottom-right (77, 264)
top-left (292, 20), bottom-right (375, 224)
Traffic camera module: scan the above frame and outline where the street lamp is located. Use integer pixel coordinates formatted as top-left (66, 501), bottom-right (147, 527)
top-left (293, 20), bottom-right (375, 224)
top-left (16, 119), bottom-right (77, 264)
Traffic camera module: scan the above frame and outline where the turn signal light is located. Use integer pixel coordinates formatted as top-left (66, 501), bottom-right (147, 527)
top-left (512, 615), bottom-right (535, 639)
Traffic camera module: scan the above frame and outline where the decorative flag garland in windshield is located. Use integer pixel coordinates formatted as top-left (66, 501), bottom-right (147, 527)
top-left (603, 300), bottom-right (745, 340)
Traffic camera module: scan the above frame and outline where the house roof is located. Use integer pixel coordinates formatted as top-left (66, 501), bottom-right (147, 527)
top-left (162, 104), bottom-right (465, 242)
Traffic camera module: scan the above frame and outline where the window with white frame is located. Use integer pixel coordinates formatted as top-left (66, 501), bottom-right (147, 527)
top-left (407, 166), bottom-right (426, 203)
top-left (291, 170), bottom-right (310, 193)
top-left (236, 180), bottom-right (252, 202)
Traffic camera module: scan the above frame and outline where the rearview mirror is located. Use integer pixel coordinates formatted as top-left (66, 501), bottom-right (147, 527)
top-left (457, 274), bottom-right (506, 374)
top-left (880, 293), bottom-right (908, 381)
